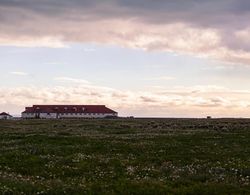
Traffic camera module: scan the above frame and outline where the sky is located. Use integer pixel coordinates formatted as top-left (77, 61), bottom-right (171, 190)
top-left (1, 0), bottom-right (250, 117)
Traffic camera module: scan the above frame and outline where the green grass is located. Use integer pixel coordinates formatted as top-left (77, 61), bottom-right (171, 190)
top-left (0, 118), bottom-right (250, 194)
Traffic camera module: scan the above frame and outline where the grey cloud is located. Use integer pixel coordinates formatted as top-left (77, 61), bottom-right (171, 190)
top-left (1, 0), bottom-right (249, 26)
top-left (140, 96), bottom-right (158, 103)
top-left (0, 0), bottom-right (250, 64)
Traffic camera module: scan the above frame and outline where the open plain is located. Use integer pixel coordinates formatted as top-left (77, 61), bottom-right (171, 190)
top-left (0, 118), bottom-right (250, 194)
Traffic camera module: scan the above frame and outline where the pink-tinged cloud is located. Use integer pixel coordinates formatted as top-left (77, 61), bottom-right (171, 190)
top-left (0, 0), bottom-right (250, 64)
top-left (1, 84), bottom-right (250, 117)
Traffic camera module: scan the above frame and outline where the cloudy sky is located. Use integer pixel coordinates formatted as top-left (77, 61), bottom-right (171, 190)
top-left (1, 0), bottom-right (250, 117)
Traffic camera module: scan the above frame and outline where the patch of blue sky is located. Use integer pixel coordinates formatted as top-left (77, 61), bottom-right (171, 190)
top-left (1, 43), bottom-right (250, 90)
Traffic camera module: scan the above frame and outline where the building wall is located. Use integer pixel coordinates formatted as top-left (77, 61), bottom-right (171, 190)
top-left (22, 112), bottom-right (118, 119)
top-left (40, 113), bottom-right (58, 119)
top-left (0, 115), bottom-right (12, 120)
top-left (59, 113), bottom-right (117, 118)
top-left (22, 113), bottom-right (57, 119)
top-left (22, 113), bottom-right (36, 119)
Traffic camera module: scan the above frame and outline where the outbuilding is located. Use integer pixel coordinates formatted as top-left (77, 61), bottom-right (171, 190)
top-left (0, 112), bottom-right (12, 120)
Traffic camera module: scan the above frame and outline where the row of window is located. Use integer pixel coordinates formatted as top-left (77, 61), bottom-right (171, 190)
top-left (24, 113), bottom-right (105, 115)
top-left (60, 113), bottom-right (103, 116)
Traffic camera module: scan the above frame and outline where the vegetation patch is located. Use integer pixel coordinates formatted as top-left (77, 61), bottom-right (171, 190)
top-left (0, 118), bottom-right (250, 194)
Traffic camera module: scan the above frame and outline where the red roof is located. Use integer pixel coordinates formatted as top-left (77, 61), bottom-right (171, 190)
top-left (0, 112), bottom-right (11, 116)
top-left (22, 105), bottom-right (117, 114)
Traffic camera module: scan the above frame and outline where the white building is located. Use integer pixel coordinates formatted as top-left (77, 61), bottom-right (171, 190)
top-left (0, 112), bottom-right (12, 120)
top-left (22, 105), bottom-right (118, 119)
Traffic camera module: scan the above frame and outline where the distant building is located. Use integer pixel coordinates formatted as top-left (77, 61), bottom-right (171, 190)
top-left (22, 105), bottom-right (118, 119)
top-left (0, 112), bottom-right (12, 120)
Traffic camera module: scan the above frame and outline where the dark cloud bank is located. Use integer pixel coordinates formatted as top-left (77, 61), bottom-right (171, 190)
top-left (0, 0), bottom-right (250, 64)
top-left (1, 0), bottom-right (249, 26)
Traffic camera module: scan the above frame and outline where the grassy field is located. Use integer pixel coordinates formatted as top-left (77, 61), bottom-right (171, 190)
top-left (0, 118), bottom-right (250, 194)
